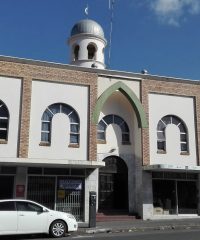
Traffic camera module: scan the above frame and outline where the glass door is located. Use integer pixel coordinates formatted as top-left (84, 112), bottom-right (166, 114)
top-left (177, 181), bottom-right (197, 214)
top-left (99, 173), bottom-right (114, 210)
top-left (152, 179), bottom-right (177, 214)
top-left (0, 176), bottom-right (14, 199)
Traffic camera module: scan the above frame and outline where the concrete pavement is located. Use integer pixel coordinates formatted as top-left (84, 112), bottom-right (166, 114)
top-left (78, 218), bottom-right (200, 234)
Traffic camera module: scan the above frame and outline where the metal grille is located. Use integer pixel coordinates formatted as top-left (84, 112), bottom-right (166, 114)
top-left (56, 189), bottom-right (83, 221)
top-left (27, 176), bottom-right (56, 209)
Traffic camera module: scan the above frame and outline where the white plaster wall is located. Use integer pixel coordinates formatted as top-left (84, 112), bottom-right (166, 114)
top-left (84, 169), bottom-right (99, 223)
top-left (142, 171), bottom-right (153, 220)
top-left (0, 76), bottom-right (21, 157)
top-left (28, 81), bottom-right (88, 160)
top-left (149, 93), bottom-right (197, 166)
top-left (98, 77), bottom-right (140, 98)
top-left (97, 91), bottom-right (136, 156)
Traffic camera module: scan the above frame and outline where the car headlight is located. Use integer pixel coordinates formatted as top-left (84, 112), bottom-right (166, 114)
top-left (66, 213), bottom-right (76, 220)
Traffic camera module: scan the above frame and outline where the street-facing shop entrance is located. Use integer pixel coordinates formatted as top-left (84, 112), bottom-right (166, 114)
top-left (99, 156), bottom-right (128, 211)
top-left (152, 172), bottom-right (198, 215)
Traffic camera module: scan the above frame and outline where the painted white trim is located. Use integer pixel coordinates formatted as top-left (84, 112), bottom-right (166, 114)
top-left (143, 164), bottom-right (200, 172)
top-left (0, 158), bottom-right (105, 168)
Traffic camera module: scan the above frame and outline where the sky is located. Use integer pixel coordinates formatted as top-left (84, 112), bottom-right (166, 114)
top-left (0, 0), bottom-right (200, 80)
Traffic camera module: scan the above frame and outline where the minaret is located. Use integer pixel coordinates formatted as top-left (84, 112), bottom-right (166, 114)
top-left (68, 19), bottom-right (107, 69)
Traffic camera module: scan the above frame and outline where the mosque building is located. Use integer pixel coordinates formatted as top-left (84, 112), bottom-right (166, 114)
top-left (0, 17), bottom-right (200, 224)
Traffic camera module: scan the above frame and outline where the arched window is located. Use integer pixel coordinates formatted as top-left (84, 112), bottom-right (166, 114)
top-left (0, 100), bottom-right (9, 142)
top-left (97, 114), bottom-right (130, 144)
top-left (41, 103), bottom-right (80, 146)
top-left (74, 45), bottom-right (79, 60)
top-left (87, 44), bottom-right (96, 60)
top-left (157, 115), bottom-right (188, 154)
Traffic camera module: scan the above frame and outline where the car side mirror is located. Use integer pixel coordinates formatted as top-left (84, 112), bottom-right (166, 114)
top-left (42, 208), bottom-right (49, 213)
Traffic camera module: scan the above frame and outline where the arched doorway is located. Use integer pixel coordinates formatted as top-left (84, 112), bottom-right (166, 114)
top-left (99, 156), bottom-right (128, 211)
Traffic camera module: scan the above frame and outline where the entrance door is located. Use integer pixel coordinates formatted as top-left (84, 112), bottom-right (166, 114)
top-left (0, 176), bottom-right (14, 199)
top-left (99, 173), bottom-right (114, 209)
top-left (99, 156), bottom-right (128, 211)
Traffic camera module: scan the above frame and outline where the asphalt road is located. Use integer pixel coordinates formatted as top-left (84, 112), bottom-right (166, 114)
top-left (69, 230), bottom-right (200, 240)
top-left (1, 229), bottom-right (200, 240)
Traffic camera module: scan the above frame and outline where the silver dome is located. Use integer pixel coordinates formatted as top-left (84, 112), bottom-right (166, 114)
top-left (70, 19), bottom-right (105, 39)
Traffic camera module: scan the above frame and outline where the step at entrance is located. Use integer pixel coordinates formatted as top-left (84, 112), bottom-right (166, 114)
top-left (96, 211), bottom-right (136, 222)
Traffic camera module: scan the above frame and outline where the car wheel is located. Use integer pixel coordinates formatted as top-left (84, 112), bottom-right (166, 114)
top-left (50, 220), bottom-right (67, 238)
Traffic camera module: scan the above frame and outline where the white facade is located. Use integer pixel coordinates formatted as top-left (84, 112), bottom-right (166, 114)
top-left (149, 93), bottom-right (197, 166)
top-left (0, 76), bottom-right (21, 157)
top-left (28, 80), bottom-right (89, 160)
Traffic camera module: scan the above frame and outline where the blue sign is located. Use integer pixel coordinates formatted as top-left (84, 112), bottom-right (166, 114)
top-left (59, 179), bottom-right (82, 190)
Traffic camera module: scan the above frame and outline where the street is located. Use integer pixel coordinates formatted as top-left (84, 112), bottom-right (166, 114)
top-left (1, 229), bottom-right (200, 240)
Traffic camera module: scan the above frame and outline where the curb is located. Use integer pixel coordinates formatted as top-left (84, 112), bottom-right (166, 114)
top-left (79, 224), bottom-right (200, 235)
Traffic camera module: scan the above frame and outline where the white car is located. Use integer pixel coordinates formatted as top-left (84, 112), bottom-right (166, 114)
top-left (0, 199), bottom-right (78, 238)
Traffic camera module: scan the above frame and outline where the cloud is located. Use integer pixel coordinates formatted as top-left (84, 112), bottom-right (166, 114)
top-left (150, 0), bottom-right (200, 26)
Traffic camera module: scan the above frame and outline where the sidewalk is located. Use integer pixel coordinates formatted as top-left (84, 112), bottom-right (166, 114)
top-left (78, 218), bottom-right (200, 234)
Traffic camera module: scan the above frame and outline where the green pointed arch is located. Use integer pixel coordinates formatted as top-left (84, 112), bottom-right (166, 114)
top-left (92, 81), bottom-right (148, 128)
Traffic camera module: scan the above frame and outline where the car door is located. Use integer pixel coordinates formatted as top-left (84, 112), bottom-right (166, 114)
top-left (16, 201), bottom-right (48, 234)
top-left (0, 201), bottom-right (17, 234)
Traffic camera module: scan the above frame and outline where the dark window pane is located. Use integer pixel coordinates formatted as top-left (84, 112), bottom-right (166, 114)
top-left (0, 167), bottom-right (16, 174)
top-left (157, 120), bottom-right (165, 131)
top-left (49, 103), bottom-right (60, 114)
top-left (172, 116), bottom-right (181, 126)
top-left (120, 122), bottom-right (129, 132)
top-left (28, 167), bottom-right (42, 174)
top-left (71, 169), bottom-right (85, 176)
top-left (0, 105), bottom-right (8, 118)
top-left (41, 132), bottom-right (50, 142)
top-left (157, 141), bottom-right (165, 150)
top-left (42, 111), bottom-right (52, 121)
top-left (69, 111), bottom-right (79, 123)
top-left (113, 115), bottom-right (123, 125)
top-left (157, 131), bottom-right (165, 140)
top-left (0, 201), bottom-right (15, 211)
top-left (0, 119), bottom-right (8, 129)
top-left (62, 104), bottom-right (73, 115)
top-left (122, 133), bottom-right (130, 143)
top-left (181, 143), bottom-right (188, 151)
top-left (178, 123), bottom-right (186, 133)
top-left (98, 120), bottom-right (106, 131)
top-left (42, 122), bottom-right (50, 131)
top-left (44, 168), bottom-right (69, 175)
top-left (0, 130), bottom-right (7, 140)
top-left (103, 115), bottom-right (113, 125)
top-left (70, 134), bottom-right (79, 144)
top-left (180, 134), bottom-right (187, 142)
top-left (71, 124), bottom-right (79, 132)
top-left (162, 116), bottom-right (171, 125)
top-left (97, 132), bottom-right (105, 140)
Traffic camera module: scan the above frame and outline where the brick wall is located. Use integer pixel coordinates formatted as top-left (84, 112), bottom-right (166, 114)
top-left (0, 60), bottom-right (98, 161)
top-left (141, 77), bottom-right (200, 166)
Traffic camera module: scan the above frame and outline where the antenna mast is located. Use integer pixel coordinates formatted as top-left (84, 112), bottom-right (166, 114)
top-left (108, 0), bottom-right (115, 68)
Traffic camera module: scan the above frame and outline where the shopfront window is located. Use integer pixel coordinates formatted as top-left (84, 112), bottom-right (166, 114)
top-left (152, 174), bottom-right (197, 215)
